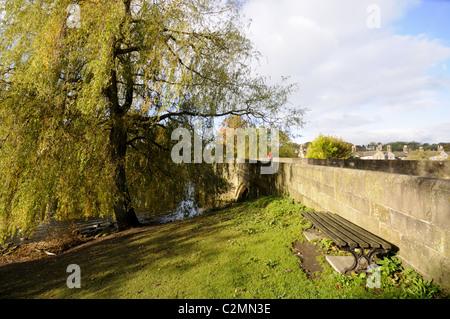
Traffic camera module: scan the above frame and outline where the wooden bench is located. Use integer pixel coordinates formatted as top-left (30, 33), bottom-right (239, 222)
top-left (302, 211), bottom-right (392, 274)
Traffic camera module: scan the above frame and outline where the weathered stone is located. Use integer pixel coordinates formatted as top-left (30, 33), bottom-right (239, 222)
top-left (398, 236), bottom-right (450, 288)
top-left (369, 202), bottom-right (391, 223)
top-left (378, 222), bottom-right (401, 247)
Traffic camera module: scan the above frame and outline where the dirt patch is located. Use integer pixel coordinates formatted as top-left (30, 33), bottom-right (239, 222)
top-left (292, 240), bottom-right (324, 279)
top-left (0, 226), bottom-right (152, 266)
top-left (0, 235), bottom-right (91, 265)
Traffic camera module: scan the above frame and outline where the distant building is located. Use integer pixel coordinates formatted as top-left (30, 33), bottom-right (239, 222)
top-left (298, 144), bottom-right (306, 158)
top-left (430, 145), bottom-right (448, 161)
top-left (354, 144), bottom-right (447, 161)
top-left (356, 144), bottom-right (400, 160)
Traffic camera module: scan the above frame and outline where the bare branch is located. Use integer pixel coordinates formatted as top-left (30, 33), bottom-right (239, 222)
top-left (127, 135), bottom-right (170, 152)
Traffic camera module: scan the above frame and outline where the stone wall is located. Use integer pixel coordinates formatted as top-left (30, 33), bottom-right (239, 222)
top-left (222, 159), bottom-right (450, 289)
top-left (278, 157), bottom-right (450, 180)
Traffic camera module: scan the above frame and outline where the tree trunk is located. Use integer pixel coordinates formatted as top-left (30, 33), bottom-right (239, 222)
top-left (108, 69), bottom-right (141, 231)
top-left (109, 114), bottom-right (141, 230)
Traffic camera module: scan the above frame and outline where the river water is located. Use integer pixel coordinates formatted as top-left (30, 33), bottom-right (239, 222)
top-left (5, 185), bottom-right (205, 246)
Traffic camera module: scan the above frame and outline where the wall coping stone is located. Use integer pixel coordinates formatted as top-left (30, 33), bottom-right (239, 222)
top-left (274, 158), bottom-right (449, 180)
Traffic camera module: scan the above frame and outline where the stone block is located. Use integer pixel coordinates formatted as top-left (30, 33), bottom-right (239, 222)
top-left (431, 180), bottom-right (450, 230)
top-left (385, 176), bottom-right (435, 223)
top-left (312, 166), bottom-right (324, 184)
top-left (334, 190), bottom-right (370, 216)
top-left (363, 171), bottom-right (385, 203)
top-left (322, 168), bottom-right (336, 187)
top-left (399, 236), bottom-right (450, 289)
top-left (317, 182), bottom-right (336, 198)
top-left (303, 230), bottom-right (326, 242)
top-left (444, 230), bottom-right (450, 257)
top-left (335, 169), bottom-right (366, 198)
top-left (389, 209), bottom-right (409, 233)
top-left (378, 222), bottom-right (401, 248)
top-left (369, 202), bottom-right (391, 223)
top-left (388, 210), bottom-right (447, 256)
top-left (430, 227), bottom-right (448, 256)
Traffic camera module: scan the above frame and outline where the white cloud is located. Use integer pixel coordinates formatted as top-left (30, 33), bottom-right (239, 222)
top-left (243, 0), bottom-right (450, 145)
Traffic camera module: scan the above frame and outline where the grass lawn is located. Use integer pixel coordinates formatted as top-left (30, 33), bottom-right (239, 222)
top-left (0, 196), bottom-right (446, 299)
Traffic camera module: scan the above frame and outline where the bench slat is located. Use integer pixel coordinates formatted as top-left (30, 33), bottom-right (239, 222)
top-left (318, 213), bottom-right (371, 249)
top-left (322, 213), bottom-right (380, 248)
top-left (303, 211), bottom-right (392, 250)
top-left (303, 211), bottom-right (360, 249)
top-left (328, 213), bottom-right (392, 250)
top-left (311, 213), bottom-right (363, 248)
top-left (302, 212), bottom-right (348, 247)
top-left (302, 211), bottom-right (393, 273)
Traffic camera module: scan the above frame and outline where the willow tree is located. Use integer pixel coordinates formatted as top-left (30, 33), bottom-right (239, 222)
top-left (0, 0), bottom-right (303, 241)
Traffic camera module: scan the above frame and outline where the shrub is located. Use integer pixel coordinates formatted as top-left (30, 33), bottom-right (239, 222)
top-left (306, 134), bottom-right (352, 159)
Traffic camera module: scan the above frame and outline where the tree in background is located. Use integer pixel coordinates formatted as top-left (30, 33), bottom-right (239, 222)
top-left (219, 116), bottom-right (299, 159)
top-left (278, 131), bottom-right (300, 158)
top-left (306, 134), bottom-right (352, 159)
top-left (0, 0), bottom-right (303, 241)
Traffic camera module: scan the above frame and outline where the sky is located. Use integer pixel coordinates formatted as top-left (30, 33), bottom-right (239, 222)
top-left (242, 0), bottom-right (450, 146)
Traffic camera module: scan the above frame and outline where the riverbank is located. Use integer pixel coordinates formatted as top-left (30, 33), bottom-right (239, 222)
top-left (0, 196), bottom-right (446, 299)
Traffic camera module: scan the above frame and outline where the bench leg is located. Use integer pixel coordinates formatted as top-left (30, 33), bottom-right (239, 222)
top-left (341, 247), bottom-right (388, 274)
top-left (340, 247), bottom-right (359, 274)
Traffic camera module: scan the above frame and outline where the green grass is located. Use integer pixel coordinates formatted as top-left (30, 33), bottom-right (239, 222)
top-left (0, 196), bottom-right (445, 299)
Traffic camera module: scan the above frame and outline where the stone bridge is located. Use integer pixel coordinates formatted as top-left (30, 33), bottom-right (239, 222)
top-left (218, 158), bottom-right (450, 289)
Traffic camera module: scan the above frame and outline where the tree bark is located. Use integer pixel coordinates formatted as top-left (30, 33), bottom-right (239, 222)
top-left (109, 116), bottom-right (141, 230)
top-left (107, 69), bottom-right (141, 231)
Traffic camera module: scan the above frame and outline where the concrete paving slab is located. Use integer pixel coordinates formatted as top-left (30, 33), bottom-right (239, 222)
top-left (303, 230), bottom-right (326, 242)
top-left (326, 256), bottom-right (355, 274)
top-left (303, 230), bottom-right (355, 275)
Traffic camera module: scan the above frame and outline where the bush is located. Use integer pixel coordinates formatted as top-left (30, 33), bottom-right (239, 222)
top-left (306, 134), bottom-right (352, 159)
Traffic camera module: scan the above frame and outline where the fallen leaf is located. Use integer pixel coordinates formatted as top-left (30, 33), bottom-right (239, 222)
top-left (154, 283), bottom-right (161, 287)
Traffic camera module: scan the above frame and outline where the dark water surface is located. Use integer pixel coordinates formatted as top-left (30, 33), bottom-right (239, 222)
top-left (5, 186), bottom-right (205, 246)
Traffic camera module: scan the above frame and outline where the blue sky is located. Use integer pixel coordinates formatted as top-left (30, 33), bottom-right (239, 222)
top-left (243, 0), bottom-right (450, 145)
top-left (394, 0), bottom-right (450, 76)
top-left (393, 0), bottom-right (450, 46)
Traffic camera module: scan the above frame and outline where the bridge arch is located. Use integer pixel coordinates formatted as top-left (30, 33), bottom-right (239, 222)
top-left (235, 183), bottom-right (248, 201)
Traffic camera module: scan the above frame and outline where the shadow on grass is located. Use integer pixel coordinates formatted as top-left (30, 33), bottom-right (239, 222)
top-left (0, 209), bottom-right (233, 299)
